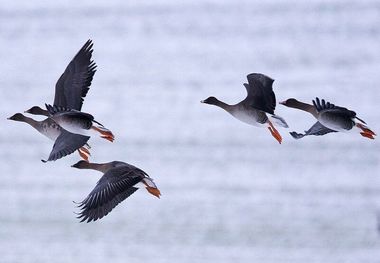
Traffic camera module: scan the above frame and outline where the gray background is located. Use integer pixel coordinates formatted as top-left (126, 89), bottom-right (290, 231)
top-left (1, 0), bottom-right (379, 262)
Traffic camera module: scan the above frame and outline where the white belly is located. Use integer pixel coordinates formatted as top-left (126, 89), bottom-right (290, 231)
top-left (40, 122), bottom-right (61, 141)
top-left (318, 119), bottom-right (350, 133)
top-left (230, 111), bottom-right (264, 127)
top-left (58, 122), bottom-right (91, 136)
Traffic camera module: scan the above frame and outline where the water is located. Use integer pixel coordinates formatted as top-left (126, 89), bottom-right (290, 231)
top-left (1, 1), bottom-right (380, 262)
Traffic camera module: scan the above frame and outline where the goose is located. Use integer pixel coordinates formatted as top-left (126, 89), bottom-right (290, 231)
top-left (279, 97), bottom-right (376, 139)
top-left (20, 39), bottom-right (96, 160)
top-left (7, 113), bottom-right (90, 161)
top-left (23, 40), bottom-right (113, 156)
top-left (201, 73), bottom-right (288, 144)
top-left (72, 160), bottom-right (161, 223)
top-left (25, 40), bottom-right (114, 143)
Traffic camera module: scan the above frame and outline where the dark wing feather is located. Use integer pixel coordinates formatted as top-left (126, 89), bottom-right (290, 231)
top-left (43, 130), bottom-right (90, 162)
top-left (244, 73), bottom-right (276, 114)
top-left (312, 97), bottom-right (356, 117)
top-left (289, 121), bottom-right (337, 139)
top-left (45, 104), bottom-right (94, 121)
top-left (54, 39), bottom-right (97, 111)
top-left (76, 167), bottom-right (143, 223)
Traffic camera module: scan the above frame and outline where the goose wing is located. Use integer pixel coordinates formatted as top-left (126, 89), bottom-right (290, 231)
top-left (76, 166), bottom-right (144, 223)
top-left (244, 73), bottom-right (276, 114)
top-left (43, 129), bottom-right (90, 162)
top-left (312, 97), bottom-right (356, 117)
top-left (290, 121), bottom-right (337, 139)
top-left (54, 39), bottom-right (97, 111)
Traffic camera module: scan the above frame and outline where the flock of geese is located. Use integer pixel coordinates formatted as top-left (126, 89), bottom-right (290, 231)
top-left (8, 40), bottom-right (376, 223)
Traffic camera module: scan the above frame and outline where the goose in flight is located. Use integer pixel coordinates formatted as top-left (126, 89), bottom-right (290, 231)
top-left (7, 113), bottom-right (90, 162)
top-left (201, 73), bottom-right (288, 144)
top-left (26, 40), bottom-right (114, 142)
top-left (72, 160), bottom-right (161, 223)
top-left (280, 97), bottom-right (376, 139)
top-left (22, 40), bottom-right (113, 157)
top-left (25, 40), bottom-right (114, 152)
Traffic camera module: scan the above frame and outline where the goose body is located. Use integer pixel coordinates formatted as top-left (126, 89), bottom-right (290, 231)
top-left (280, 97), bottom-right (376, 139)
top-left (72, 160), bottom-right (161, 223)
top-left (202, 73), bottom-right (288, 143)
top-left (7, 113), bottom-right (90, 161)
top-left (45, 104), bottom-right (114, 142)
top-left (228, 103), bottom-right (268, 127)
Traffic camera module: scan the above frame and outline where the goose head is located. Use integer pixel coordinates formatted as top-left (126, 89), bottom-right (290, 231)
top-left (201, 96), bottom-right (219, 105)
top-left (7, 113), bottom-right (26, 122)
top-left (25, 106), bottom-right (49, 116)
top-left (279, 98), bottom-right (300, 107)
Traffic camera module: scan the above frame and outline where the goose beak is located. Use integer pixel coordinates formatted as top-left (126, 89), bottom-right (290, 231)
top-left (279, 101), bottom-right (286, 105)
top-left (200, 100), bottom-right (205, 103)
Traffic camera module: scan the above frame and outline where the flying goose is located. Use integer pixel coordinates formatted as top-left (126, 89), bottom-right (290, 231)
top-left (7, 113), bottom-right (90, 161)
top-left (23, 40), bottom-right (113, 156)
top-left (201, 73), bottom-right (288, 144)
top-left (72, 160), bottom-right (161, 223)
top-left (280, 97), bottom-right (376, 139)
top-left (26, 39), bottom-right (114, 142)
top-left (19, 40), bottom-right (97, 159)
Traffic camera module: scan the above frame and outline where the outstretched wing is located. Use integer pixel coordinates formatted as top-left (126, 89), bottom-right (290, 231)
top-left (76, 166), bottom-right (143, 223)
top-left (312, 97), bottom-right (356, 117)
top-left (244, 73), bottom-right (276, 114)
top-left (289, 121), bottom-right (337, 139)
top-left (54, 39), bottom-right (97, 111)
top-left (43, 129), bottom-right (90, 162)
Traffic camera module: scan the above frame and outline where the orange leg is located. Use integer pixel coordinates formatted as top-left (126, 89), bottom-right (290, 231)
top-left (357, 123), bottom-right (376, 140)
top-left (360, 132), bottom-right (375, 140)
top-left (78, 147), bottom-right (90, 161)
top-left (146, 187), bottom-right (161, 198)
top-left (142, 180), bottom-right (161, 198)
top-left (268, 121), bottom-right (282, 144)
top-left (80, 147), bottom-right (90, 155)
top-left (91, 126), bottom-right (115, 142)
top-left (101, 135), bottom-right (115, 142)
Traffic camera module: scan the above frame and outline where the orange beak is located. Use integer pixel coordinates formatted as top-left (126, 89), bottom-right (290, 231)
top-left (146, 187), bottom-right (161, 198)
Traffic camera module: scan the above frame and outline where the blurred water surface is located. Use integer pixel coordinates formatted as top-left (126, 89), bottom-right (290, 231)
top-left (1, 0), bottom-right (380, 262)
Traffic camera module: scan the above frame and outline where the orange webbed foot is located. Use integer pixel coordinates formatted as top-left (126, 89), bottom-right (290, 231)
top-left (360, 132), bottom-right (375, 140)
top-left (78, 147), bottom-right (90, 161)
top-left (101, 134), bottom-right (114, 142)
top-left (268, 121), bottom-right (282, 144)
top-left (357, 123), bottom-right (376, 140)
top-left (91, 126), bottom-right (115, 142)
top-left (146, 187), bottom-right (161, 199)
